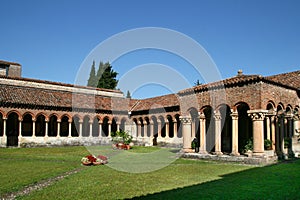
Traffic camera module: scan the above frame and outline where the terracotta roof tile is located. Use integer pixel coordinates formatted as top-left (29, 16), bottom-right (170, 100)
top-left (265, 70), bottom-right (300, 90)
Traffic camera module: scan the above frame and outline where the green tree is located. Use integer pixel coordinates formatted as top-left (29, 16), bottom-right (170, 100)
top-left (194, 79), bottom-right (202, 86)
top-left (87, 61), bottom-right (97, 87)
top-left (126, 90), bottom-right (131, 98)
top-left (96, 62), bottom-right (118, 89)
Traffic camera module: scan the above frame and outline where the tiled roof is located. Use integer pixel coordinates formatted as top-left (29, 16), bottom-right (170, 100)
top-left (0, 84), bottom-right (127, 112)
top-left (129, 94), bottom-right (180, 112)
top-left (0, 60), bottom-right (21, 66)
top-left (0, 75), bottom-right (123, 94)
top-left (265, 70), bottom-right (300, 90)
top-left (179, 74), bottom-right (262, 95)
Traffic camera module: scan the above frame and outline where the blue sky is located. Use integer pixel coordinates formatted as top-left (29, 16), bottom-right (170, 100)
top-left (1, 0), bottom-right (300, 99)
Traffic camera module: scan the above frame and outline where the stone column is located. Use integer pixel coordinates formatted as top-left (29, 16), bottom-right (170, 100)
top-left (199, 113), bottom-right (207, 154)
top-left (266, 116), bottom-right (271, 140)
top-left (280, 116), bottom-right (285, 154)
top-left (143, 121), bottom-right (148, 137)
top-left (18, 119), bottom-right (22, 147)
top-left (248, 110), bottom-right (268, 157)
top-left (79, 120), bottom-right (83, 138)
top-left (165, 122), bottom-right (169, 139)
top-left (108, 122), bottom-right (111, 137)
top-left (137, 121), bottom-right (141, 138)
top-left (2, 118), bottom-right (7, 145)
top-left (89, 120), bottom-right (93, 137)
top-left (32, 120), bottom-right (36, 137)
top-left (214, 112), bottom-right (222, 155)
top-left (45, 120), bottom-right (49, 137)
top-left (271, 115), bottom-right (276, 150)
top-left (157, 122), bottom-right (162, 138)
top-left (191, 120), bottom-right (195, 139)
top-left (149, 122), bottom-right (154, 138)
top-left (173, 121), bottom-right (178, 138)
top-left (68, 120), bottom-right (72, 137)
top-left (275, 116), bottom-right (280, 154)
top-left (180, 116), bottom-right (192, 152)
top-left (230, 111), bottom-right (239, 156)
top-left (99, 121), bottom-right (102, 138)
top-left (57, 120), bottom-right (61, 138)
top-left (3, 118), bottom-right (7, 137)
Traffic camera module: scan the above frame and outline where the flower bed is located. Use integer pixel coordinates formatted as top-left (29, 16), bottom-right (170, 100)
top-left (81, 154), bottom-right (108, 166)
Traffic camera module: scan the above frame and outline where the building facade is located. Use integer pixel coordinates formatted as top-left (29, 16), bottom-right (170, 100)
top-left (0, 60), bottom-right (299, 159)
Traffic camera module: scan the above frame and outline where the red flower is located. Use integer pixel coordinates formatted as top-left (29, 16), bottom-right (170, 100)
top-left (86, 155), bottom-right (97, 163)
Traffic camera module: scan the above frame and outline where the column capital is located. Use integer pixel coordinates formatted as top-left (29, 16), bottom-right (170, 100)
top-left (247, 110), bottom-right (268, 121)
top-left (199, 113), bottom-right (206, 120)
top-left (179, 116), bottom-right (192, 124)
top-left (214, 112), bottom-right (221, 120)
top-left (230, 111), bottom-right (238, 119)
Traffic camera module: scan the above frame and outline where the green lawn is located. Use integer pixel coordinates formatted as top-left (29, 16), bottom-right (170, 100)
top-left (0, 146), bottom-right (299, 200)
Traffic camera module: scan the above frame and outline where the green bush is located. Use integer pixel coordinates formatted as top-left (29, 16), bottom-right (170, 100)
top-left (264, 139), bottom-right (272, 150)
top-left (111, 130), bottom-right (133, 145)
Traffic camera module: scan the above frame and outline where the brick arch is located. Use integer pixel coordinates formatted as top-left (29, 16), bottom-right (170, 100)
top-left (60, 113), bottom-right (72, 122)
top-left (266, 101), bottom-right (276, 111)
top-left (7, 110), bottom-right (22, 121)
top-left (233, 101), bottom-right (250, 112)
top-left (286, 104), bottom-right (293, 114)
top-left (276, 103), bottom-right (285, 115)
top-left (0, 110), bottom-right (6, 119)
top-left (82, 115), bottom-right (91, 137)
top-left (36, 112), bottom-right (48, 121)
top-left (22, 111), bottom-right (35, 121)
top-left (22, 112), bottom-right (34, 136)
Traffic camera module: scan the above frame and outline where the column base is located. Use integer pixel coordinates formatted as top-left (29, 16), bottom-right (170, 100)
top-left (213, 151), bottom-right (223, 155)
top-left (182, 148), bottom-right (194, 153)
top-left (230, 152), bottom-right (240, 156)
top-left (199, 150), bottom-right (208, 154)
top-left (252, 152), bottom-right (265, 157)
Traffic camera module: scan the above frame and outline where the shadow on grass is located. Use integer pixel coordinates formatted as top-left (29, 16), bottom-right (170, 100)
top-left (132, 159), bottom-right (300, 200)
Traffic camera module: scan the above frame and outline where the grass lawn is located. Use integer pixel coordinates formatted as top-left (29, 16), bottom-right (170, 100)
top-left (0, 146), bottom-right (299, 200)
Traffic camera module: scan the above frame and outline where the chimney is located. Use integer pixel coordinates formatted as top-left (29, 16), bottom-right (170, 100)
top-left (237, 69), bottom-right (243, 76)
top-left (0, 60), bottom-right (22, 78)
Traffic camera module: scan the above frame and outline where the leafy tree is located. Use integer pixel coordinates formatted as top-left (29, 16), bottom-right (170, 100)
top-left (96, 62), bottom-right (118, 89)
top-left (87, 61), bottom-right (97, 87)
top-left (126, 90), bottom-right (131, 98)
top-left (194, 79), bottom-right (202, 86)
top-left (87, 61), bottom-right (118, 89)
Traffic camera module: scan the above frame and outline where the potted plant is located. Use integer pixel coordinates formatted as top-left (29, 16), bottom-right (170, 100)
top-left (243, 138), bottom-right (253, 156)
top-left (264, 139), bottom-right (272, 150)
top-left (111, 130), bottom-right (133, 150)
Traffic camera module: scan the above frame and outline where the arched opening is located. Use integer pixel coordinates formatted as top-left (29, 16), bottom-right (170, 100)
top-left (237, 103), bottom-right (252, 154)
top-left (82, 116), bottom-right (90, 137)
top-left (111, 118), bottom-right (117, 133)
top-left (276, 104), bottom-right (285, 155)
top-left (204, 106), bottom-right (214, 153)
top-left (145, 117), bottom-right (150, 137)
top-left (159, 116), bottom-right (166, 138)
top-left (22, 114), bottom-right (33, 136)
top-left (60, 116), bottom-right (69, 137)
top-left (151, 116), bottom-right (158, 145)
top-left (139, 118), bottom-right (144, 137)
top-left (102, 117), bottom-right (109, 137)
top-left (36, 114), bottom-right (46, 137)
top-left (219, 104), bottom-right (232, 153)
top-left (189, 108), bottom-right (199, 146)
top-left (7, 112), bottom-right (19, 146)
top-left (120, 118), bottom-right (127, 131)
top-left (48, 115), bottom-right (58, 137)
top-left (92, 117), bottom-right (100, 137)
top-left (0, 112), bottom-right (3, 136)
top-left (167, 115), bottom-right (174, 138)
top-left (71, 116), bottom-right (80, 137)
top-left (175, 114), bottom-right (182, 138)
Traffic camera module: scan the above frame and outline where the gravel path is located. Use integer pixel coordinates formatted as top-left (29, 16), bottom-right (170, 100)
top-left (2, 167), bottom-right (84, 200)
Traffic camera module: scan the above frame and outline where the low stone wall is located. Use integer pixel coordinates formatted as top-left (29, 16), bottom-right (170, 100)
top-left (181, 152), bottom-right (278, 165)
